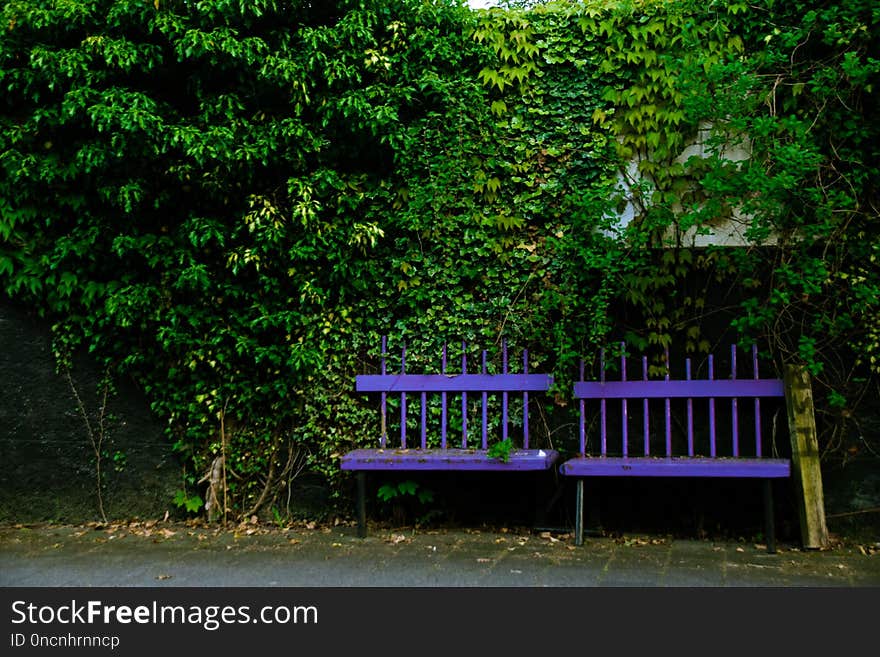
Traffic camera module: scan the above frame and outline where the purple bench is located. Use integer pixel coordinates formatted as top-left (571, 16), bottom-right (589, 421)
top-left (342, 337), bottom-right (560, 537)
top-left (559, 344), bottom-right (791, 553)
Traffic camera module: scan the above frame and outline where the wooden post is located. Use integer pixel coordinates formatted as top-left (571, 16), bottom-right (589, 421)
top-left (784, 365), bottom-right (829, 549)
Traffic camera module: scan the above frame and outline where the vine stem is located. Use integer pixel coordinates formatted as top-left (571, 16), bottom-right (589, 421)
top-left (825, 506), bottom-right (880, 519)
top-left (220, 400), bottom-right (229, 528)
top-left (65, 367), bottom-right (108, 524)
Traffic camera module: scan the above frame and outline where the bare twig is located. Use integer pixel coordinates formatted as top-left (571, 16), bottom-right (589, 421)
top-left (242, 432), bottom-right (282, 519)
top-left (65, 368), bottom-right (109, 524)
top-left (825, 506), bottom-right (880, 519)
top-left (220, 400), bottom-right (229, 527)
top-left (279, 440), bottom-right (309, 516)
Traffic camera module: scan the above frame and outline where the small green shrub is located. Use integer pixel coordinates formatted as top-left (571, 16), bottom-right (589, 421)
top-left (487, 438), bottom-right (513, 463)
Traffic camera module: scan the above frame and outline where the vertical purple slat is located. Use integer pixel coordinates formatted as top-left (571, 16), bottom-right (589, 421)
top-left (686, 357), bottom-right (694, 457)
top-left (380, 336), bottom-right (387, 448)
top-left (709, 354), bottom-right (717, 458)
top-left (523, 349), bottom-right (530, 449)
top-left (620, 343), bottom-right (628, 458)
top-left (731, 344), bottom-right (739, 457)
top-left (461, 342), bottom-right (468, 449)
top-left (440, 343), bottom-right (447, 449)
top-left (753, 344), bottom-right (762, 458)
top-left (579, 359), bottom-right (586, 455)
top-left (664, 347), bottom-right (671, 457)
top-left (642, 356), bottom-right (650, 456)
top-left (502, 339), bottom-right (509, 443)
top-left (600, 349), bottom-right (607, 456)
top-left (400, 344), bottom-right (407, 448)
top-left (481, 350), bottom-right (488, 449)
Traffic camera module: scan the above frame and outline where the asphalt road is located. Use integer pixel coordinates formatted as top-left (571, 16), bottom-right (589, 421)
top-left (2, 520), bottom-right (878, 587)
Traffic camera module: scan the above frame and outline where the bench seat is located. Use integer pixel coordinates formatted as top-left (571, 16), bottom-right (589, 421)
top-left (342, 448), bottom-right (560, 471)
top-left (561, 344), bottom-right (791, 553)
top-left (560, 456), bottom-right (790, 478)
top-left (346, 338), bottom-right (557, 536)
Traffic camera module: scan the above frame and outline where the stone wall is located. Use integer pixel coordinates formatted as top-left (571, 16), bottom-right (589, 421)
top-left (0, 302), bottom-right (179, 523)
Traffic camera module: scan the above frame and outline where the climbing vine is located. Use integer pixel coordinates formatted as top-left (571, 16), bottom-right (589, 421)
top-left (1, 0), bottom-right (877, 521)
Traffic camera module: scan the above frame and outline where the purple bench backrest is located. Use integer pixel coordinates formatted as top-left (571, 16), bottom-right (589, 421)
top-left (357, 337), bottom-right (553, 450)
top-left (575, 343), bottom-right (784, 459)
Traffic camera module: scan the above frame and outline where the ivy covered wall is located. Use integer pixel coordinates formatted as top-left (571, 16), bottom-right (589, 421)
top-left (1, 0), bottom-right (877, 522)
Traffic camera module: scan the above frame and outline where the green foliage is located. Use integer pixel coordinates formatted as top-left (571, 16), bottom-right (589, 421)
top-left (377, 480), bottom-right (434, 505)
top-left (109, 449), bottom-right (127, 473)
top-left (581, 0), bottom-right (880, 458)
top-left (2, 0), bottom-right (877, 521)
top-left (487, 437), bottom-right (513, 462)
top-left (172, 489), bottom-right (204, 514)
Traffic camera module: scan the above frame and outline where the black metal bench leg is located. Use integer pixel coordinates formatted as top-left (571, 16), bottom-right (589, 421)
top-left (763, 479), bottom-right (776, 554)
top-left (575, 479), bottom-right (584, 546)
top-left (356, 472), bottom-right (367, 538)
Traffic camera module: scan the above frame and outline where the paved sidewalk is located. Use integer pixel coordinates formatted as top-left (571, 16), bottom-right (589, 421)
top-left (2, 521), bottom-right (878, 587)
